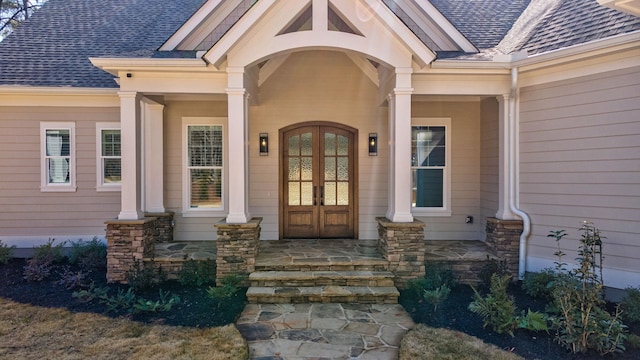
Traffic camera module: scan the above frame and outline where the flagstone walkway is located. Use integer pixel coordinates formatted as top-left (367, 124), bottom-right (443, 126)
top-left (236, 303), bottom-right (414, 360)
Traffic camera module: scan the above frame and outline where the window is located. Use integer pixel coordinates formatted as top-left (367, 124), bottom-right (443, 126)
top-left (41, 122), bottom-right (76, 192)
top-left (182, 118), bottom-right (226, 216)
top-left (411, 118), bottom-right (451, 215)
top-left (96, 123), bottom-right (121, 191)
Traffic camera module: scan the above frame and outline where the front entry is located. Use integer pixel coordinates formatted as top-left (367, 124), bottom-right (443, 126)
top-left (281, 123), bottom-right (357, 238)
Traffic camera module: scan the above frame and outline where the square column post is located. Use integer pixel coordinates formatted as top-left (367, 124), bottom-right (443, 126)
top-left (386, 67), bottom-right (414, 223)
top-left (142, 99), bottom-right (166, 213)
top-left (226, 67), bottom-right (251, 223)
top-left (118, 91), bottom-right (144, 220)
top-left (496, 94), bottom-right (516, 220)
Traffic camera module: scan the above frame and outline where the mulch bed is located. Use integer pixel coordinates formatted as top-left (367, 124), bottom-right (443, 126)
top-left (0, 258), bottom-right (245, 328)
top-left (400, 284), bottom-right (640, 360)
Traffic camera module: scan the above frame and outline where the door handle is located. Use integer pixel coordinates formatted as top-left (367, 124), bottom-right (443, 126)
top-left (313, 186), bottom-right (317, 206)
top-left (320, 185), bottom-right (324, 206)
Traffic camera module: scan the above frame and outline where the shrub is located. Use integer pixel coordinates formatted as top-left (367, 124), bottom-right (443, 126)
top-left (102, 288), bottom-right (137, 314)
top-left (56, 266), bottom-right (89, 290)
top-left (72, 283), bottom-right (109, 303)
top-left (22, 258), bottom-right (52, 282)
top-left (0, 240), bottom-right (16, 265)
top-left (68, 237), bottom-right (107, 270)
top-left (478, 257), bottom-right (510, 288)
top-left (521, 269), bottom-right (556, 300)
top-left (207, 274), bottom-right (246, 308)
top-left (407, 263), bottom-right (456, 299)
top-left (32, 238), bottom-right (66, 264)
top-left (548, 222), bottom-right (627, 355)
top-left (620, 287), bottom-right (640, 323)
top-left (125, 259), bottom-right (164, 291)
top-left (179, 258), bottom-right (216, 287)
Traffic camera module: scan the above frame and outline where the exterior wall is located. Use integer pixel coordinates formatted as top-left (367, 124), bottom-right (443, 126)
top-left (248, 51), bottom-right (384, 240)
top-left (163, 100), bottom-right (228, 241)
top-left (480, 97), bottom-right (500, 240)
top-left (519, 66), bottom-right (640, 289)
top-left (412, 100), bottom-right (484, 240)
top-left (0, 106), bottom-right (121, 248)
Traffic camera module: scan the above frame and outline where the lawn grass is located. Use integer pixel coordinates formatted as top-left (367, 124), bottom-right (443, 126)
top-left (0, 298), bottom-right (248, 360)
top-left (400, 324), bottom-right (525, 360)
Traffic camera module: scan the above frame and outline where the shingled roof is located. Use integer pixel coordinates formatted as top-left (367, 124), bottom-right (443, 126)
top-left (0, 0), bottom-right (206, 88)
top-left (519, 0), bottom-right (640, 54)
top-left (0, 0), bottom-right (638, 88)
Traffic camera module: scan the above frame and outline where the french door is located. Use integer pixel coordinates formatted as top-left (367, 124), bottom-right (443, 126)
top-left (281, 124), bottom-right (356, 238)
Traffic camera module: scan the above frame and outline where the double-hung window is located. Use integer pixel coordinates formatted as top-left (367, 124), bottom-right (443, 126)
top-left (41, 122), bottom-right (76, 192)
top-left (96, 123), bottom-right (121, 191)
top-left (182, 118), bottom-right (225, 215)
top-left (411, 118), bottom-right (451, 215)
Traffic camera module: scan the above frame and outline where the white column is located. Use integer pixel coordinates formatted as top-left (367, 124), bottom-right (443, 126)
top-left (386, 68), bottom-right (414, 222)
top-left (226, 67), bottom-right (251, 223)
top-left (143, 99), bottom-right (165, 213)
top-left (385, 94), bottom-right (396, 220)
top-left (496, 94), bottom-right (516, 220)
top-left (117, 91), bottom-right (144, 220)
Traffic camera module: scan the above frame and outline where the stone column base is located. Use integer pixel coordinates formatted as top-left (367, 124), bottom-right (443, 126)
top-left (105, 217), bottom-right (157, 283)
top-left (485, 217), bottom-right (523, 279)
top-left (376, 217), bottom-right (426, 289)
top-left (215, 217), bottom-right (262, 287)
top-left (144, 211), bottom-right (174, 243)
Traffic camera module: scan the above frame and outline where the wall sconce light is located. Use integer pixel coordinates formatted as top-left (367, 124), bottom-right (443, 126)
top-left (368, 133), bottom-right (377, 156)
top-left (259, 133), bottom-right (269, 156)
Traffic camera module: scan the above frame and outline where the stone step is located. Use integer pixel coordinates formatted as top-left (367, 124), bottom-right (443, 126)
top-left (249, 270), bottom-right (396, 287)
top-left (246, 286), bottom-right (400, 304)
top-left (254, 259), bottom-right (389, 272)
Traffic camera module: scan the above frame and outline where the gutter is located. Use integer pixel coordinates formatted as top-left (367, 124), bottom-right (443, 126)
top-left (508, 67), bottom-right (532, 280)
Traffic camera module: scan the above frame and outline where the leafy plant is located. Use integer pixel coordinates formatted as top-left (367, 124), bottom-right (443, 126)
top-left (521, 269), bottom-right (556, 300)
top-left (56, 266), bottom-right (89, 290)
top-left (469, 273), bottom-right (517, 336)
top-left (478, 257), bottom-right (510, 288)
top-left (179, 258), bottom-right (216, 287)
top-left (72, 283), bottom-right (110, 303)
top-left (68, 237), bottom-right (107, 270)
top-left (0, 240), bottom-right (16, 265)
top-left (517, 309), bottom-right (549, 333)
top-left (407, 263), bottom-right (456, 299)
top-left (133, 290), bottom-right (180, 314)
top-left (549, 222), bottom-right (627, 355)
top-left (620, 287), bottom-right (640, 323)
top-left (423, 285), bottom-right (451, 311)
top-left (102, 288), bottom-right (137, 314)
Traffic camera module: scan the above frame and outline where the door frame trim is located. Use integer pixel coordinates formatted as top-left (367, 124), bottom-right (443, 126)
top-left (279, 121), bottom-right (359, 239)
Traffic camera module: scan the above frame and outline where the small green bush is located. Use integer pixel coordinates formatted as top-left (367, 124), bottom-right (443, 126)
top-left (125, 259), bottom-right (164, 291)
top-left (179, 258), bottom-right (216, 287)
top-left (406, 263), bottom-right (456, 299)
top-left (620, 287), bottom-right (640, 323)
top-left (68, 238), bottom-right (107, 270)
top-left (207, 274), bottom-right (246, 308)
top-left (521, 269), bottom-right (556, 300)
top-left (133, 290), bottom-right (180, 314)
top-left (0, 240), bottom-right (16, 265)
top-left (102, 288), bottom-right (137, 314)
top-left (423, 285), bottom-right (451, 311)
top-left (478, 257), bottom-right (510, 288)
top-left (33, 238), bottom-right (66, 264)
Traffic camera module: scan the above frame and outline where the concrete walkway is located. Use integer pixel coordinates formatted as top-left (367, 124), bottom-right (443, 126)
top-left (236, 303), bottom-right (414, 360)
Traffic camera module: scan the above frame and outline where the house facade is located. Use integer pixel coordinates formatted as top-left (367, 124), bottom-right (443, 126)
top-left (1, 0), bottom-right (639, 289)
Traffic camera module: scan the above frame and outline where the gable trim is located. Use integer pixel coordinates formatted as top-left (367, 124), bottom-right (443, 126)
top-left (160, 0), bottom-right (225, 50)
top-left (204, 0), bottom-right (435, 70)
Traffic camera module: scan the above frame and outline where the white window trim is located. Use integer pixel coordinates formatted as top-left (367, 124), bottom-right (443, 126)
top-left (181, 117), bottom-right (228, 217)
top-left (96, 122), bottom-right (121, 192)
top-left (411, 117), bottom-right (452, 216)
top-left (40, 122), bottom-right (77, 192)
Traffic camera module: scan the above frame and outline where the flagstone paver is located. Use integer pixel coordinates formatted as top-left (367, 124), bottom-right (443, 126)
top-left (237, 303), bottom-right (413, 360)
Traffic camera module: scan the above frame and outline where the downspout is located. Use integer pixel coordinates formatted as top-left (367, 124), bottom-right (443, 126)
top-left (508, 67), bottom-right (532, 280)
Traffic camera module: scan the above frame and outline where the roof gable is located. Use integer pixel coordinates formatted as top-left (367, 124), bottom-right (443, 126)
top-left (200, 0), bottom-right (437, 70)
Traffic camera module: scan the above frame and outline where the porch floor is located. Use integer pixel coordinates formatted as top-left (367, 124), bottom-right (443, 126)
top-left (153, 239), bottom-right (496, 263)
